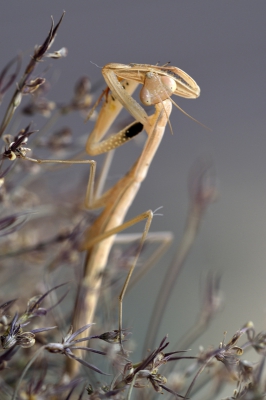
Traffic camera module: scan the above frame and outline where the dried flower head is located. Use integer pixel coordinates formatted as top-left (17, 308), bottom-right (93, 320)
top-left (18, 282), bottom-right (69, 323)
top-left (0, 313), bottom-right (55, 349)
top-left (3, 124), bottom-right (36, 160)
top-left (91, 328), bottom-right (130, 344)
top-left (23, 77), bottom-right (46, 94)
top-left (110, 336), bottom-right (189, 398)
top-left (45, 324), bottom-right (109, 375)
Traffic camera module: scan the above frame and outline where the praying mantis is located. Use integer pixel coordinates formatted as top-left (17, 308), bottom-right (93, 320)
top-left (0, 15), bottom-right (207, 391)
top-left (64, 62), bottom-right (201, 377)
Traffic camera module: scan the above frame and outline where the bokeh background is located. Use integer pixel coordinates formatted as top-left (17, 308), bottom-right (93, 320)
top-left (1, 2), bottom-right (266, 397)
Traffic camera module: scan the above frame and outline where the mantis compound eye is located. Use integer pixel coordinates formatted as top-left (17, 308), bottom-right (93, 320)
top-left (140, 73), bottom-right (177, 106)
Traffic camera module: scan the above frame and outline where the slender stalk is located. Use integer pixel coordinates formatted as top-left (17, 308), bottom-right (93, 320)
top-left (12, 345), bottom-right (46, 400)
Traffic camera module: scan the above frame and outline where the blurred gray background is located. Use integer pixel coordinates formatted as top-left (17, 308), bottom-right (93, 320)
top-left (1, 1), bottom-right (266, 395)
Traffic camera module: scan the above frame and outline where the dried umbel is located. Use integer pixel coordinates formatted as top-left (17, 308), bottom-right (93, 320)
top-left (18, 282), bottom-right (69, 323)
top-left (0, 313), bottom-right (55, 349)
top-left (45, 323), bottom-right (108, 375)
top-left (0, 284), bottom-right (67, 352)
top-left (3, 124), bottom-right (36, 160)
top-left (1, 324), bottom-right (35, 349)
top-left (86, 335), bottom-right (195, 399)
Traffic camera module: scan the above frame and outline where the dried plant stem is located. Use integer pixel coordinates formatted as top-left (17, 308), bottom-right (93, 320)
top-left (0, 12), bottom-right (65, 138)
top-left (184, 354), bottom-right (215, 399)
top-left (12, 345), bottom-right (46, 400)
top-left (143, 202), bottom-right (205, 353)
